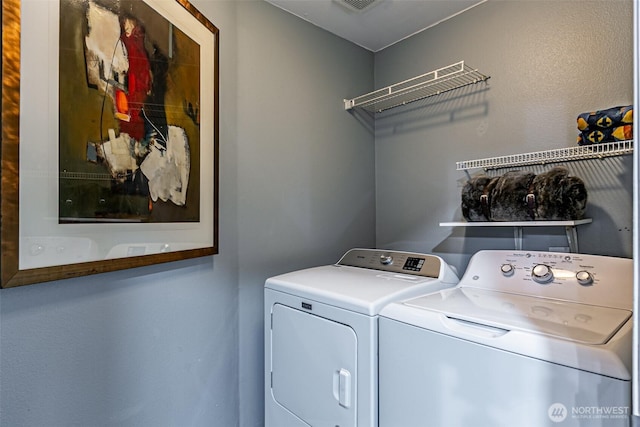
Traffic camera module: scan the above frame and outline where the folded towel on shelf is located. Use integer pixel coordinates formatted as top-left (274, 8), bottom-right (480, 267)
top-left (577, 105), bottom-right (633, 131)
top-left (577, 124), bottom-right (633, 145)
top-left (576, 105), bottom-right (633, 145)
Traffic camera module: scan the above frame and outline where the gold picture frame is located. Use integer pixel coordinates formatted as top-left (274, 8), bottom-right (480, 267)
top-left (1, 0), bottom-right (219, 288)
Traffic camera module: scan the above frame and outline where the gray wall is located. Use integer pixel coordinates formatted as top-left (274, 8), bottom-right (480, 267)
top-left (236, 2), bottom-right (374, 426)
top-left (0, 1), bottom-right (374, 426)
top-left (374, 0), bottom-right (634, 274)
top-left (1, 1), bottom-right (634, 426)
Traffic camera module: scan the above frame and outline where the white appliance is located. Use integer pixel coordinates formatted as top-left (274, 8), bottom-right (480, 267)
top-left (379, 250), bottom-right (633, 427)
top-left (264, 248), bottom-right (459, 427)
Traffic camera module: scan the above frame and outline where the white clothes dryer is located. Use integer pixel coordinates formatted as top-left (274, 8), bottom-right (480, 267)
top-left (264, 248), bottom-right (459, 427)
top-left (379, 250), bottom-right (633, 427)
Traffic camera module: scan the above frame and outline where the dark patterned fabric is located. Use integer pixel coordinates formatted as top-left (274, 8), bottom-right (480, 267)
top-left (576, 105), bottom-right (633, 145)
top-left (461, 167), bottom-right (587, 222)
top-left (577, 125), bottom-right (633, 145)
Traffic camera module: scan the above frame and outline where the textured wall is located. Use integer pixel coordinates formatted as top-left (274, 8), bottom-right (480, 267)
top-left (0, 0), bottom-right (241, 425)
top-left (236, 2), bottom-right (375, 425)
top-left (0, 1), bottom-right (374, 426)
top-left (2, 1), bottom-right (630, 426)
top-left (374, 0), bottom-right (634, 274)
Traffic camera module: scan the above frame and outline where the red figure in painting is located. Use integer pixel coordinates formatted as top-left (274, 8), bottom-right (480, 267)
top-left (119, 16), bottom-right (151, 141)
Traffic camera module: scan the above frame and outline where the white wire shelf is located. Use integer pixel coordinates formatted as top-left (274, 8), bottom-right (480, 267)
top-left (456, 140), bottom-right (633, 171)
top-left (344, 60), bottom-right (490, 113)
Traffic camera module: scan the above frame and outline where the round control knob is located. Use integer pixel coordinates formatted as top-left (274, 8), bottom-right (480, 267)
top-left (500, 264), bottom-right (515, 277)
top-left (380, 255), bottom-right (393, 265)
top-left (576, 270), bottom-right (594, 286)
top-left (531, 264), bottom-right (553, 284)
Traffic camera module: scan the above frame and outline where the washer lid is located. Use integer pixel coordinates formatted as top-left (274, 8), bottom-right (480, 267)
top-left (404, 287), bottom-right (632, 345)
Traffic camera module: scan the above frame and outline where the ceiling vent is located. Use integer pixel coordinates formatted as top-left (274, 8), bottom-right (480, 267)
top-left (334, 0), bottom-right (382, 13)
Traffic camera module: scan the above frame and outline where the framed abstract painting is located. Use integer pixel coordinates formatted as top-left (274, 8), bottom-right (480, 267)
top-left (1, 0), bottom-right (219, 288)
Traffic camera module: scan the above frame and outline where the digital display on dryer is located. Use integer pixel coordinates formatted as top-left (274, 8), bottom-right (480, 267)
top-left (403, 257), bottom-right (425, 272)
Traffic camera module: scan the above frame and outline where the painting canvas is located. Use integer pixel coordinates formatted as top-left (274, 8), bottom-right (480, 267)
top-left (0, 0), bottom-right (218, 288)
top-left (59, 0), bottom-right (201, 223)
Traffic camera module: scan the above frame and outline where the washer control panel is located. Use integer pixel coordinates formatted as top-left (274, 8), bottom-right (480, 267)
top-left (337, 248), bottom-right (446, 278)
top-left (461, 250), bottom-right (632, 310)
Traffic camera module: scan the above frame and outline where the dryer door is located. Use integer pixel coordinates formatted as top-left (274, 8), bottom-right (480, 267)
top-left (270, 303), bottom-right (357, 427)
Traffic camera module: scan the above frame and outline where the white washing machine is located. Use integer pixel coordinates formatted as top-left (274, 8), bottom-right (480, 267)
top-left (264, 248), bottom-right (459, 427)
top-left (379, 250), bottom-right (633, 427)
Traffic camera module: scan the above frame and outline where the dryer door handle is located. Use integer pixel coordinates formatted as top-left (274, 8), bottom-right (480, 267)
top-left (333, 368), bottom-right (352, 408)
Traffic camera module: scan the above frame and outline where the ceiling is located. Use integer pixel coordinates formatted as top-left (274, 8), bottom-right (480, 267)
top-left (264, 0), bottom-right (487, 52)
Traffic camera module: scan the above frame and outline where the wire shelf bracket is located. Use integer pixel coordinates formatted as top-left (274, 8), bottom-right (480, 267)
top-left (440, 219), bottom-right (593, 252)
top-left (343, 60), bottom-right (490, 113)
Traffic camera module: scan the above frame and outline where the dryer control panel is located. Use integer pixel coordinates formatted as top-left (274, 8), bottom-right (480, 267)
top-left (460, 250), bottom-right (632, 310)
top-left (337, 248), bottom-right (447, 279)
